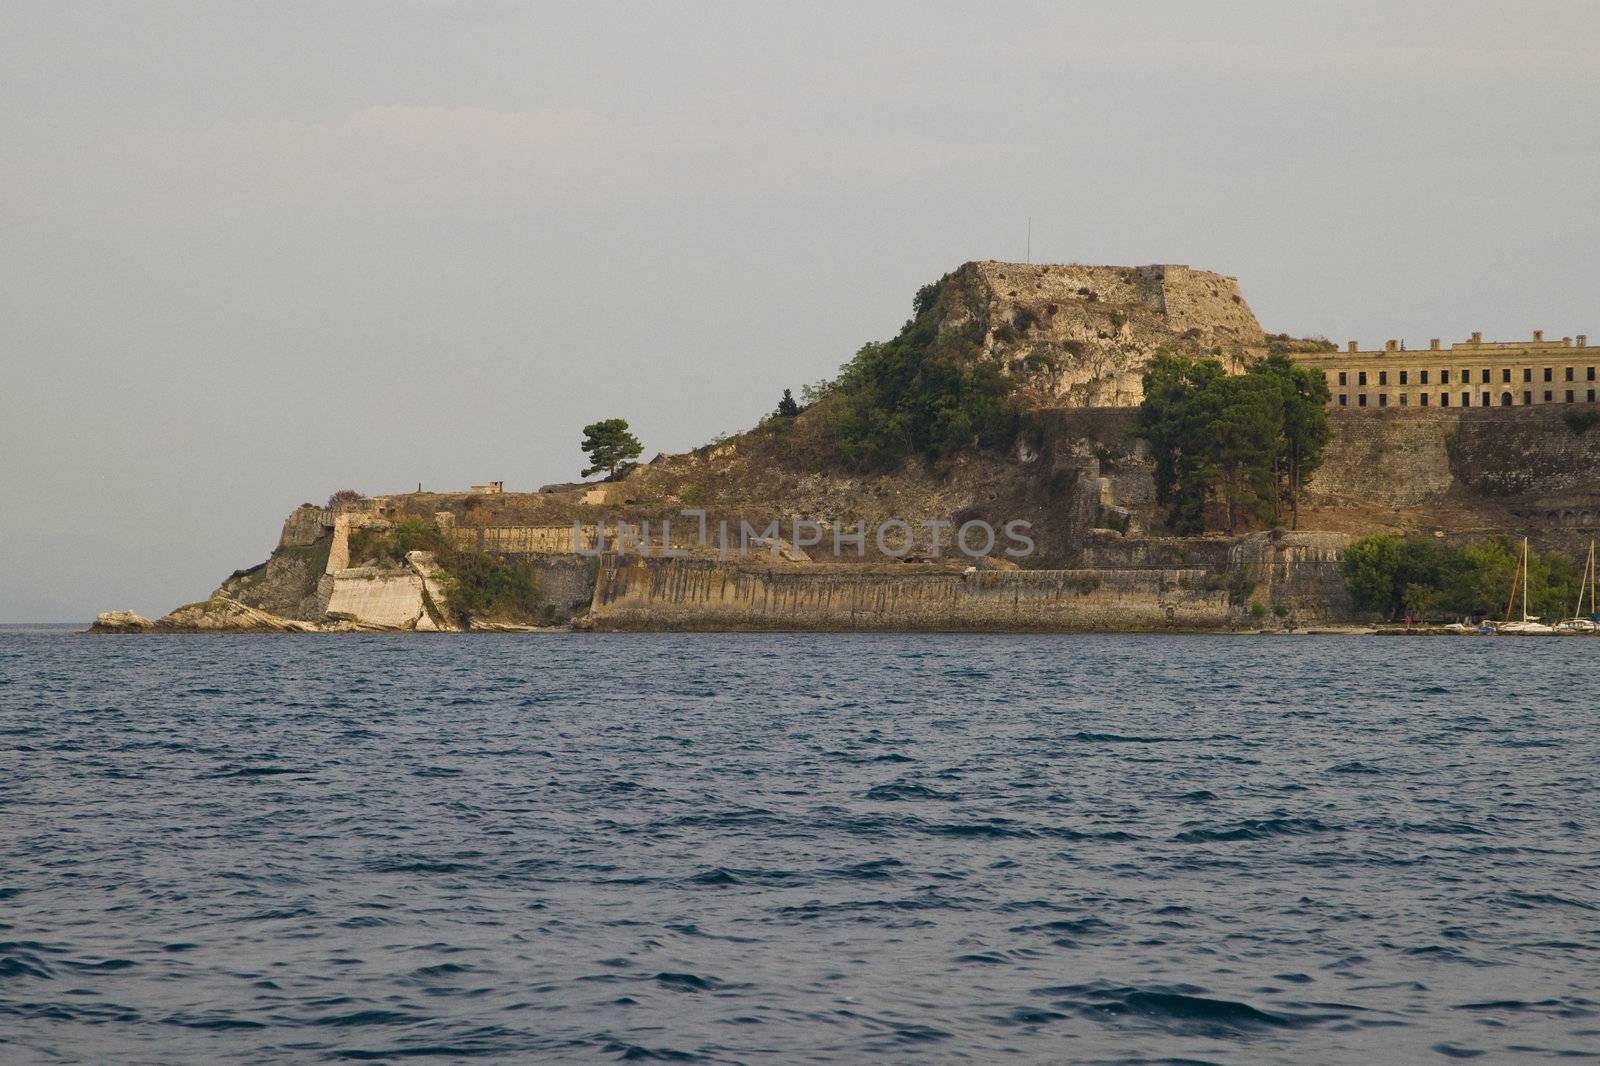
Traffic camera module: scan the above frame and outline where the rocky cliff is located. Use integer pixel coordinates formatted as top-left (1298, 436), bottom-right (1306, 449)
top-left (937, 261), bottom-right (1271, 406)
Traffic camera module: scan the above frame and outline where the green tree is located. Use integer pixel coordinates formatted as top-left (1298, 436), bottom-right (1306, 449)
top-left (1343, 534), bottom-right (1404, 616)
top-left (1256, 353), bottom-right (1332, 528)
top-left (1208, 372), bottom-right (1283, 533)
top-left (580, 418), bottom-right (643, 479)
top-left (775, 388), bottom-right (801, 418)
top-left (816, 274), bottom-right (1027, 470)
top-left (1135, 352), bottom-right (1286, 533)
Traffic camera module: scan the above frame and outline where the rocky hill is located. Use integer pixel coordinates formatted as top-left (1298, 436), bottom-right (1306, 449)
top-left (935, 261), bottom-right (1272, 406)
top-left (90, 259), bottom-right (1600, 633)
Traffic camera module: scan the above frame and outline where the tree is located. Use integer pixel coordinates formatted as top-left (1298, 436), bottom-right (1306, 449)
top-left (775, 388), bottom-right (801, 418)
top-left (580, 419), bottom-right (643, 480)
top-left (1343, 534), bottom-right (1403, 617)
top-left (814, 273), bottom-right (1027, 471)
top-left (327, 489), bottom-right (362, 508)
top-left (1207, 371), bottom-right (1283, 533)
top-left (1135, 352), bottom-right (1281, 533)
top-left (1256, 353), bottom-right (1332, 529)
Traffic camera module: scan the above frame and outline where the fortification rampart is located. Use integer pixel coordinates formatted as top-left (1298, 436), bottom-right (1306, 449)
top-left (584, 557), bottom-right (1232, 632)
top-left (1309, 407), bottom-right (1600, 516)
top-left (450, 526), bottom-right (600, 554)
top-left (278, 505), bottom-right (332, 548)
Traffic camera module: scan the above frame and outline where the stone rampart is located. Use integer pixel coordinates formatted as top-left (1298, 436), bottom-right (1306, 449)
top-left (278, 505), bottom-right (332, 548)
top-left (451, 526), bottom-right (600, 554)
top-left (1309, 408), bottom-right (1600, 511)
top-left (585, 558), bottom-right (1232, 632)
top-left (324, 568), bottom-right (426, 629)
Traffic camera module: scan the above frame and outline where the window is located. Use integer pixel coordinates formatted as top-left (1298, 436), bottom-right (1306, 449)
top-left (1544, 367), bottom-right (1553, 382)
top-left (1442, 369), bottom-right (1451, 384)
top-left (1358, 371), bottom-right (1368, 386)
top-left (1378, 393), bottom-right (1388, 407)
top-left (1482, 368), bottom-right (1491, 384)
top-left (1399, 393), bottom-right (1409, 406)
top-left (1462, 392), bottom-right (1471, 407)
top-left (1567, 390), bottom-right (1575, 403)
top-left (1339, 394), bottom-right (1348, 406)
top-left (1399, 370), bottom-right (1408, 385)
top-left (1567, 367), bottom-right (1575, 382)
top-left (1358, 394), bottom-right (1368, 407)
top-left (1481, 393), bottom-right (1490, 407)
top-left (1380, 370), bottom-right (1390, 385)
top-left (1501, 392), bottom-right (1513, 406)
top-left (1524, 391), bottom-right (1533, 406)
top-left (1589, 367), bottom-right (1596, 381)
top-left (1441, 393), bottom-right (1449, 407)
top-left (1524, 368), bottom-right (1533, 382)
top-left (1338, 371), bottom-right (1347, 386)
top-left (1545, 390), bottom-right (1554, 402)
top-left (1420, 393), bottom-right (1430, 407)
top-left (1420, 370), bottom-right (1430, 384)
top-left (1502, 368), bottom-right (1511, 383)
top-left (1590, 389), bottom-right (1596, 403)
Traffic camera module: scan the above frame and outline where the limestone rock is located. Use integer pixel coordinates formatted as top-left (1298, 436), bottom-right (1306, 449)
top-left (157, 597), bottom-right (318, 632)
top-left (90, 610), bottom-right (156, 633)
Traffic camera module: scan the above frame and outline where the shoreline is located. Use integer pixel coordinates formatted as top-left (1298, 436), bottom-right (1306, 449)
top-left (80, 621), bottom-right (1593, 637)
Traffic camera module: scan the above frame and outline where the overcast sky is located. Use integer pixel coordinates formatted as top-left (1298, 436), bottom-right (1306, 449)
top-left (4, 1), bottom-right (1598, 621)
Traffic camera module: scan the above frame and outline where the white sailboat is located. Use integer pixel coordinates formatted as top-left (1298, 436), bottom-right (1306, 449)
top-left (1555, 539), bottom-right (1599, 634)
top-left (1498, 536), bottom-right (1555, 634)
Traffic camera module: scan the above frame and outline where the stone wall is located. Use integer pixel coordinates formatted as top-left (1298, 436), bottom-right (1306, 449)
top-left (278, 505), bottom-right (332, 548)
top-left (584, 557), bottom-right (1233, 632)
top-left (1230, 532), bottom-right (1353, 621)
top-left (1309, 408), bottom-right (1600, 514)
top-left (534, 555), bottom-right (600, 622)
top-left (324, 568), bottom-right (427, 628)
top-left (452, 526), bottom-right (600, 554)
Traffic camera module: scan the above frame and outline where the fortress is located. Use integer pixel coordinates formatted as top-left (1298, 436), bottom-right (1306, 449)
top-left (90, 259), bottom-right (1600, 634)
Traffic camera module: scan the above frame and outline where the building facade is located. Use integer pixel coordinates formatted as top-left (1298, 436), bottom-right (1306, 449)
top-left (1294, 331), bottom-right (1596, 410)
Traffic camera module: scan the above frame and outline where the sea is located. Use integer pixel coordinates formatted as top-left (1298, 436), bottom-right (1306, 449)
top-left (1, 625), bottom-right (1597, 1064)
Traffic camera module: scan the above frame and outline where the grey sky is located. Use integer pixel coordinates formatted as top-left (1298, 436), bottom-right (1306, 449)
top-left (4, 1), bottom-right (1598, 621)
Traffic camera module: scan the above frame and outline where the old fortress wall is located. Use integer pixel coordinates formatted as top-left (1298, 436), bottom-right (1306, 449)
top-left (583, 557), bottom-right (1233, 632)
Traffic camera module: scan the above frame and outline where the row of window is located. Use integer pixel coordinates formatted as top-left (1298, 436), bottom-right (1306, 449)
top-left (1335, 367), bottom-right (1598, 387)
top-left (1337, 389), bottom-right (1599, 408)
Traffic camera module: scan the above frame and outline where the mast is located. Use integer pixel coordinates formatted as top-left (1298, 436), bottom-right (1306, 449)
top-left (1580, 541), bottom-right (1593, 624)
top-left (1523, 537), bottom-right (1531, 622)
top-left (1504, 541), bottom-right (1522, 624)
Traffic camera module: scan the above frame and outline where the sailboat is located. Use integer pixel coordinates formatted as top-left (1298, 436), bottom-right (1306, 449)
top-left (1555, 539), bottom-right (1599, 634)
top-left (1498, 537), bottom-right (1555, 634)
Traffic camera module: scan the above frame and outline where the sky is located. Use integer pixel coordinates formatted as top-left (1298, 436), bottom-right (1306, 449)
top-left (4, 1), bottom-right (1599, 621)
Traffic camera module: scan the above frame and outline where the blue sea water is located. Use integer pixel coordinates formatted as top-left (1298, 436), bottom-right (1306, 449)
top-left (1, 626), bottom-right (1598, 1064)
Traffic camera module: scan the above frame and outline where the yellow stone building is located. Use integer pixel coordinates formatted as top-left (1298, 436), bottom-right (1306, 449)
top-left (1294, 331), bottom-right (1597, 409)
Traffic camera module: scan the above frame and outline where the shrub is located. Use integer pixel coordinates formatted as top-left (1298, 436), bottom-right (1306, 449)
top-left (327, 489), bottom-right (362, 508)
top-left (439, 549), bottom-right (544, 626)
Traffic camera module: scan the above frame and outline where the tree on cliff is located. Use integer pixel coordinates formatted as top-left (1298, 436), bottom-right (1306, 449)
top-left (1136, 351), bottom-right (1332, 534)
top-left (1255, 353), bottom-right (1331, 529)
top-left (775, 388), bottom-right (801, 418)
top-left (1136, 352), bottom-right (1277, 534)
top-left (580, 419), bottom-right (643, 480)
top-left (815, 274), bottom-right (1026, 470)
